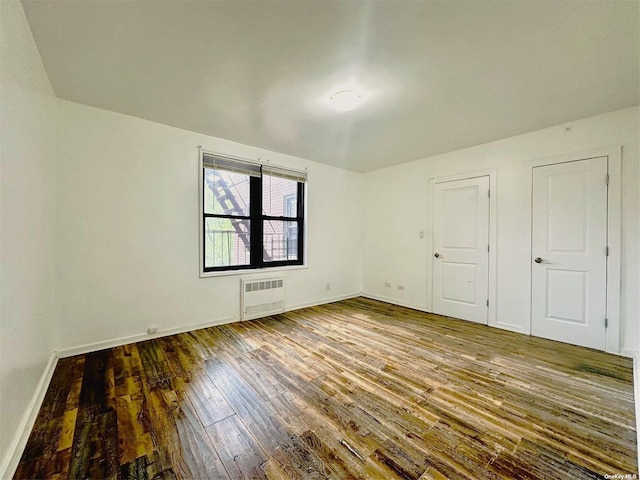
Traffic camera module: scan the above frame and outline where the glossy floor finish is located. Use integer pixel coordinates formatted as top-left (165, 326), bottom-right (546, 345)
top-left (15, 298), bottom-right (637, 479)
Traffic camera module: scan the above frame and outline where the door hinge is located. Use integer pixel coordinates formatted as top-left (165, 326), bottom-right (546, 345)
top-left (606, 175), bottom-right (610, 185)
top-left (605, 318), bottom-right (608, 328)
top-left (606, 246), bottom-right (609, 257)
top-left (487, 189), bottom-right (491, 198)
top-left (486, 299), bottom-right (489, 307)
top-left (487, 244), bottom-right (490, 252)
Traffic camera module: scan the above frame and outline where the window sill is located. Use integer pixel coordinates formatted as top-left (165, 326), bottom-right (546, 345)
top-left (199, 264), bottom-right (308, 278)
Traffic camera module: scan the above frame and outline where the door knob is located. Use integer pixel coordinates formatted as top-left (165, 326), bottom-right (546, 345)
top-left (534, 257), bottom-right (544, 263)
top-left (434, 253), bottom-right (441, 258)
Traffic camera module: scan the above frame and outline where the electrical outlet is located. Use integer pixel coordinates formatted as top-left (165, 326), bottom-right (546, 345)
top-left (419, 231), bottom-right (424, 239)
top-left (325, 282), bottom-right (331, 291)
top-left (397, 284), bottom-right (405, 291)
top-left (147, 326), bottom-right (158, 334)
top-left (384, 282), bottom-right (391, 288)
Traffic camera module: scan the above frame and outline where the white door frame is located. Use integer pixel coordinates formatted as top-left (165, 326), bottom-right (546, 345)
top-left (427, 168), bottom-right (498, 326)
top-left (527, 146), bottom-right (622, 354)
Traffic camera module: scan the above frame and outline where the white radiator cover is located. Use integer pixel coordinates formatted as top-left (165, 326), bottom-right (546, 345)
top-left (240, 276), bottom-right (285, 320)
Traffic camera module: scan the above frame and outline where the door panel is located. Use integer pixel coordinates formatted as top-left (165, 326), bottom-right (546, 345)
top-left (442, 263), bottom-right (477, 305)
top-left (442, 188), bottom-right (479, 248)
top-left (546, 269), bottom-right (587, 324)
top-left (432, 176), bottom-right (490, 324)
top-left (531, 157), bottom-right (607, 350)
top-left (547, 171), bottom-right (588, 252)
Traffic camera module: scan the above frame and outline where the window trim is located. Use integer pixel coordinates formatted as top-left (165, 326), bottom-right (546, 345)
top-left (198, 149), bottom-right (307, 277)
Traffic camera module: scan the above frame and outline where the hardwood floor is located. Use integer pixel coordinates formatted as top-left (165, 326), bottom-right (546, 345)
top-left (15, 297), bottom-right (637, 479)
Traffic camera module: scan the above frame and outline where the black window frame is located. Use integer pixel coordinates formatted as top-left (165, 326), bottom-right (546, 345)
top-left (201, 153), bottom-right (305, 273)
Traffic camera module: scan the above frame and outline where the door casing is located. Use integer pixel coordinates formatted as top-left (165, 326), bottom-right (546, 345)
top-left (527, 147), bottom-right (622, 354)
top-left (531, 156), bottom-right (608, 350)
top-left (427, 168), bottom-right (498, 327)
top-left (426, 149), bottom-right (621, 354)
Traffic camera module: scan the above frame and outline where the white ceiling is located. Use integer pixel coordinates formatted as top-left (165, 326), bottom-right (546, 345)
top-left (22, 0), bottom-right (639, 172)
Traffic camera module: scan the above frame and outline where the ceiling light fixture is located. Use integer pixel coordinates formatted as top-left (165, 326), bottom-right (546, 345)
top-left (330, 90), bottom-right (364, 111)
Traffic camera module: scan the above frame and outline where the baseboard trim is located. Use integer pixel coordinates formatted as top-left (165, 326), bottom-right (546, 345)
top-left (362, 293), bottom-right (640, 466)
top-left (363, 293), bottom-right (528, 335)
top-left (9, 295), bottom-right (638, 479)
top-left (630, 350), bottom-right (640, 470)
top-left (359, 292), bottom-right (431, 313)
top-left (56, 315), bottom-right (237, 358)
top-left (5, 295), bottom-right (366, 475)
top-left (0, 353), bottom-right (59, 480)
top-left (285, 292), bottom-right (361, 313)
top-left (56, 294), bottom-right (364, 359)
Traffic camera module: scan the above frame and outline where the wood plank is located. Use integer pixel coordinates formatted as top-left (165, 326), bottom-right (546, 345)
top-left (119, 447), bottom-right (177, 479)
top-left (14, 297), bottom-right (637, 479)
top-left (114, 345), bottom-right (155, 464)
top-left (137, 339), bottom-right (175, 387)
top-left (241, 346), bottom-right (432, 478)
top-left (168, 396), bottom-right (230, 479)
top-left (67, 350), bottom-right (119, 480)
top-left (205, 414), bottom-right (268, 479)
top-left (180, 372), bottom-right (235, 427)
top-left (15, 356), bottom-right (84, 473)
top-left (205, 357), bottom-right (335, 479)
top-left (136, 367), bottom-right (230, 479)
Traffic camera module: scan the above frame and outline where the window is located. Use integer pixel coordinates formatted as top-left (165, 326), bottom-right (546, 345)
top-left (201, 152), bottom-right (306, 273)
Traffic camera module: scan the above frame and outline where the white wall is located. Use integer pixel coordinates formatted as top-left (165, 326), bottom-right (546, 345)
top-left (362, 107), bottom-right (640, 354)
top-left (0, 1), bottom-right (58, 474)
top-left (1, 2), bottom-right (637, 472)
top-left (55, 100), bottom-right (363, 351)
top-left (623, 142), bottom-right (640, 354)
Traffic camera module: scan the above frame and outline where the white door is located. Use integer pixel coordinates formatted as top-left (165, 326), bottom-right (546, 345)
top-left (531, 157), bottom-right (608, 350)
top-left (432, 176), bottom-right (490, 324)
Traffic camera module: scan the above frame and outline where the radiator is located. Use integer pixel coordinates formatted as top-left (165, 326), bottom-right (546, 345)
top-left (240, 276), bottom-right (285, 320)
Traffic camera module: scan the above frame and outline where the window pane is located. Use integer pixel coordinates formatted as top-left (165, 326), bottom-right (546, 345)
top-left (262, 175), bottom-right (297, 217)
top-left (263, 220), bottom-right (298, 262)
top-left (204, 168), bottom-right (250, 216)
top-left (205, 217), bottom-right (250, 268)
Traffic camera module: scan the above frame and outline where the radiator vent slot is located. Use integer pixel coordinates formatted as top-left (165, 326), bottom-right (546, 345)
top-left (245, 279), bottom-right (283, 292)
top-left (241, 277), bottom-right (285, 320)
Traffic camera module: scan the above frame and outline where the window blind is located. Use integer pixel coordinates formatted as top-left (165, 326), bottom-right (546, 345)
top-left (203, 153), bottom-right (261, 177)
top-left (262, 165), bottom-right (308, 183)
top-left (202, 151), bottom-right (307, 182)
